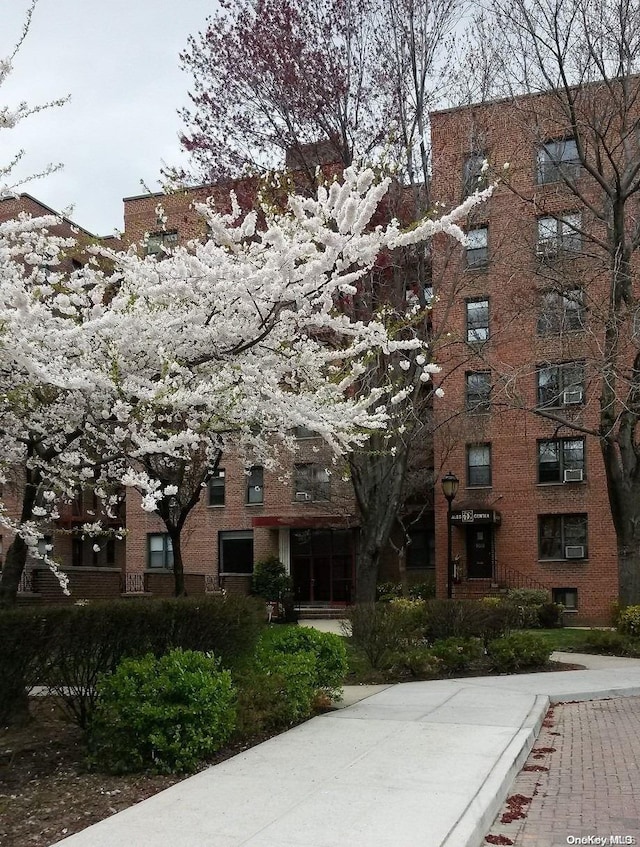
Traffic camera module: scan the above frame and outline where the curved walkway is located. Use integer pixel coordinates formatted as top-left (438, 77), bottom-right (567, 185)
top-left (54, 653), bottom-right (640, 847)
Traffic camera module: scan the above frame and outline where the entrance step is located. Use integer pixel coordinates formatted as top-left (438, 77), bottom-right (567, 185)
top-left (296, 606), bottom-right (351, 620)
top-left (452, 580), bottom-right (507, 601)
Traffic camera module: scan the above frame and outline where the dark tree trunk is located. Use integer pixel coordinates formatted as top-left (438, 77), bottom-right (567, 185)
top-left (0, 467), bottom-right (40, 608)
top-left (169, 527), bottom-right (186, 597)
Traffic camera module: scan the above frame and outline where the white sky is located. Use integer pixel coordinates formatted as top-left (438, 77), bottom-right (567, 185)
top-left (1, 0), bottom-right (216, 235)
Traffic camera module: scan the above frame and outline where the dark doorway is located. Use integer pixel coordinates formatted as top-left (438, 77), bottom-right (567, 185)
top-left (465, 525), bottom-right (494, 579)
top-left (291, 529), bottom-right (354, 604)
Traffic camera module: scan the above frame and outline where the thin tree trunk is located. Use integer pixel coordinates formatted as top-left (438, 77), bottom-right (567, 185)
top-left (169, 528), bottom-right (186, 597)
top-left (0, 468), bottom-right (39, 608)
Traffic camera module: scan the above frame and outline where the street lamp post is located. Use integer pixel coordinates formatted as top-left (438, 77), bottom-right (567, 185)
top-left (441, 471), bottom-right (459, 599)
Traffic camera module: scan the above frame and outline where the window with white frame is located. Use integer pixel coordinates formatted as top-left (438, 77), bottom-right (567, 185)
top-left (293, 463), bottom-right (330, 501)
top-left (466, 298), bottom-right (489, 342)
top-left (208, 468), bottom-right (225, 506)
top-left (537, 213), bottom-right (581, 257)
top-left (536, 362), bottom-right (585, 408)
top-left (539, 514), bottom-right (587, 560)
top-left (465, 371), bottom-right (491, 413)
top-left (246, 466), bottom-right (264, 504)
top-left (537, 288), bottom-right (585, 334)
top-left (467, 443), bottom-right (492, 486)
top-left (466, 227), bottom-right (488, 268)
top-left (219, 530), bottom-right (254, 575)
top-left (538, 438), bottom-right (585, 484)
top-left (536, 138), bottom-right (580, 184)
top-left (146, 230), bottom-right (178, 257)
top-left (148, 533), bottom-right (173, 569)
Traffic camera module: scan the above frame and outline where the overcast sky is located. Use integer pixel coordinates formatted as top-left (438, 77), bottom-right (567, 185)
top-left (1, 0), bottom-right (216, 235)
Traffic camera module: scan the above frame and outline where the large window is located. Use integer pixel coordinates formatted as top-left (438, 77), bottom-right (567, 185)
top-left (539, 514), bottom-right (588, 560)
top-left (536, 362), bottom-right (585, 408)
top-left (148, 533), bottom-right (173, 569)
top-left (538, 438), bottom-right (585, 483)
top-left (293, 464), bottom-right (330, 501)
top-left (462, 152), bottom-right (487, 197)
top-left (219, 530), bottom-right (254, 575)
top-left (536, 213), bottom-right (581, 257)
top-left (465, 371), bottom-right (491, 413)
top-left (537, 288), bottom-right (585, 334)
top-left (146, 230), bottom-right (178, 257)
top-left (208, 468), bottom-right (225, 506)
top-left (246, 466), bottom-right (264, 504)
top-left (467, 443), bottom-right (492, 487)
top-left (466, 227), bottom-right (488, 268)
top-left (536, 138), bottom-right (580, 184)
top-left (466, 298), bottom-right (489, 342)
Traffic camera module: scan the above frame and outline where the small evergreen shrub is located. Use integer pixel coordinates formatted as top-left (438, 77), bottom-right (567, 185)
top-left (89, 649), bottom-right (236, 774)
top-left (429, 637), bottom-right (484, 674)
top-left (538, 602), bottom-right (564, 628)
top-left (255, 650), bottom-right (317, 723)
top-left (617, 605), bottom-right (640, 638)
top-left (505, 588), bottom-right (550, 606)
top-left (258, 626), bottom-right (347, 699)
top-left (395, 647), bottom-right (441, 677)
top-left (252, 557), bottom-right (293, 601)
top-left (487, 632), bottom-right (551, 673)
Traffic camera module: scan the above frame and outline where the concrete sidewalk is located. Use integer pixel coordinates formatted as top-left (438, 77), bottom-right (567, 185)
top-left (53, 653), bottom-right (640, 847)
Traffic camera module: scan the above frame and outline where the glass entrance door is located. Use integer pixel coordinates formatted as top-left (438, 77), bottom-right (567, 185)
top-left (465, 526), bottom-right (494, 578)
top-left (291, 529), bottom-right (354, 603)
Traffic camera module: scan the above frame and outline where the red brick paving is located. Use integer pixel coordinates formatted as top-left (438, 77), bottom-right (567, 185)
top-left (485, 697), bottom-right (640, 847)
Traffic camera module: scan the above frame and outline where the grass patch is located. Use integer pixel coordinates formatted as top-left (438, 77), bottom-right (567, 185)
top-left (519, 628), bottom-right (600, 651)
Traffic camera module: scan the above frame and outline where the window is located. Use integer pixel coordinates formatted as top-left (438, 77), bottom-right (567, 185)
top-left (148, 533), bottom-right (173, 569)
top-left (466, 227), bottom-right (488, 268)
top-left (537, 213), bottom-right (581, 257)
top-left (146, 230), bottom-right (178, 257)
top-left (246, 466), bottom-right (264, 504)
top-left (467, 444), bottom-right (492, 486)
top-left (536, 361), bottom-right (584, 408)
top-left (208, 468), bottom-right (225, 506)
top-left (72, 537), bottom-right (84, 567)
top-left (293, 426), bottom-right (318, 439)
top-left (538, 438), bottom-right (585, 484)
top-left (106, 539), bottom-right (116, 566)
top-left (466, 298), bottom-right (489, 342)
top-left (537, 138), bottom-right (580, 184)
top-left (553, 587), bottom-right (578, 611)
top-left (539, 514), bottom-right (588, 560)
top-left (219, 530), bottom-right (254, 575)
top-left (293, 463), bottom-right (331, 501)
top-left (537, 288), bottom-right (585, 334)
top-left (462, 152), bottom-right (488, 197)
top-left (406, 529), bottom-right (435, 570)
top-left (465, 371), bottom-right (491, 413)
top-left (37, 535), bottom-right (52, 557)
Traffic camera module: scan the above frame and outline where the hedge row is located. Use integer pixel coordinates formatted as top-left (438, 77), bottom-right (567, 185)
top-left (0, 595), bottom-right (264, 727)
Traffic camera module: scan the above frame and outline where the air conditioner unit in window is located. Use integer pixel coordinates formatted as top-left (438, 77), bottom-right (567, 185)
top-left (565, 545), bottom-right (585, 559)
top-left (295, 491), bottom-right (312, 502)
top-left (562, 387), bottom-right (583, 405)
top-left (563, 468), bottom-right (584, 483)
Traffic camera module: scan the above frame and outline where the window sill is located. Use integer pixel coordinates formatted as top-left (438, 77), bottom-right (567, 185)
top-left (246, 502), bottom-right (264, 507)
top-left (220, 572), bottom-right (253, 577)
top-left (466, 485), bottom-right (492, 490)
top-left (465, 264), bottom-right (488, 273)
top-left (538, 558), bottom-right (588, 563)
top-left (208, 504), bottom-right (225, 508)
top-left (537, 481), bottom-right (586, 487)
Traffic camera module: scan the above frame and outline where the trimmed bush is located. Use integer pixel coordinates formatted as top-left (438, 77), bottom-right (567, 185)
top-left (252, 557), bottom-right (292, 602)
top-left (89, 649), bottom-right (236, 774)
top-left (538, 602), bottom-right (564, 628)
top-left (617, 605), bottom-right (640, 638)
top-left (394, 647), bottom-right (442, 677)
top-left (255, 650), bottom-right (317, 723)
top-left (424, 599), bottom-right (514, 643)
top-left (577, 629), bottom-right (640, 656)
top-left (486, 632), bottom-right (551, 673)
top-left (429, 637), bottom-right (484, 675)
top-left (258, 626), bottom-right (347, 699)
top-left (505, 588), bottom-right (549, 606)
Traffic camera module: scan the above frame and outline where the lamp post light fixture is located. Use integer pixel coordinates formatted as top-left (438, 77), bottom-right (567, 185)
top-left (441, 470), bottom-right (459, 599)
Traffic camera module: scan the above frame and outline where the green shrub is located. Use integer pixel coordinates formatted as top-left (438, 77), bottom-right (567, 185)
top-left (429, 637), bottom-right (484, 674)
top-left (255, 650), bottom-right (317, 723)
top-left (258, 626), bottom-right (347, 699)
top-left (424, 599), bottom-right (513, 643)
top-left (617, 605), bottom-right (640, 638)
top-left (577, 629), bottom-right (640, 655)
top-left (252, 557), bottom-right (293, 602)
top-left (407, 580), bottom-right (436, 600)
top-left (538, 602), bottom-right (564, 628)
top-left (505, 588), bottom-right (550, 606)
top-left (508, 603), bottom-right (542, 629)
top-left (394, 647), bottom-right (441, 677)
top-left (89, 649), bottom-right (236, 774)
top-left (348, 601), bottom-right (427, 669)
top-left (487, 632), bottom-right (551, 673)
top-left (376, 582), bottom-right (403, 601)
top-left (0, 607), bottom-right (48, 724)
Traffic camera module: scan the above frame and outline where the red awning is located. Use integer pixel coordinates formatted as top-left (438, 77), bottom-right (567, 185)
top-left (251, 515), bottom-right (357, 529)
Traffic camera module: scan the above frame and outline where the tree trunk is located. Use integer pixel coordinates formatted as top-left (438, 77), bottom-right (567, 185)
top-left (617, 543), bottom-right (640, 607)
top-left (354, 540), bottom-right (381, 604)
top-left (169, 528), bottom-right (186, 597)
top-left (0, 536), bottom-right (29, 607)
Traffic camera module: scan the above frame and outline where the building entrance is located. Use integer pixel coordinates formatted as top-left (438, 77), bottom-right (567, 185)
top-left (465, 525), bottom-right (494, 579)
top-left (291, 528), bottom-right (354, 604)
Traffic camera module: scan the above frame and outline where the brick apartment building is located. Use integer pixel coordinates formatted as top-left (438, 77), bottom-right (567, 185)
top-left (429, 90), bottom-right (624, 624)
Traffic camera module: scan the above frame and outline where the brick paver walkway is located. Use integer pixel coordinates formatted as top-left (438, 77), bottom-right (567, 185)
top-left (485, 697), bottom-right (640, 847)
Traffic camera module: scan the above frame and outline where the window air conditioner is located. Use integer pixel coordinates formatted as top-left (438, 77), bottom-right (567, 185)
top-left (565, 545), bottom-right (585, 559)
top-left (563, 468), bottom-right (584, 483)
top-left (295, 491), bottom-right (312, 501)
top-left (562, 387), bottom-right (583, 405)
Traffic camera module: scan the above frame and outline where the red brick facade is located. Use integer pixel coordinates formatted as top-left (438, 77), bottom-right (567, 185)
top-left (430, 95), bottom-right (621, 624)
